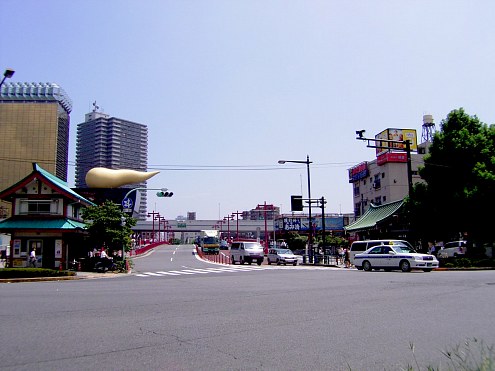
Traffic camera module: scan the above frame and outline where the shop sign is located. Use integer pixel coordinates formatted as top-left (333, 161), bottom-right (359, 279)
top-left (377, 152), bottom-right (408, 165)
top-left (348, 162), bottom-right (369, 183)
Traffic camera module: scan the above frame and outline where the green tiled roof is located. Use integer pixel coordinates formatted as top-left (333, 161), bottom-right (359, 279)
top-left (34, 164), bottom-right (95, 206)
top-left (345, 199), bottom-right (404, 232)
top-left (0, 218), bottom-right (87, 230)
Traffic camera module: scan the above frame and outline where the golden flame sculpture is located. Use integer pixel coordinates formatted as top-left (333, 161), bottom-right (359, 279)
top-left (85, 168), bottom-right (160, 188)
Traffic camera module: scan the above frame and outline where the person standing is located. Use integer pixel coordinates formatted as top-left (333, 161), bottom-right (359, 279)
top-left (29, 249), bottom-right (36, 267)
top-left (344, 248), bottom-right (351, 268)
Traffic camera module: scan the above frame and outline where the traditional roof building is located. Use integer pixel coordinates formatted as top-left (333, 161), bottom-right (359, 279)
top-left (0, 164), bottom-right (94, 269)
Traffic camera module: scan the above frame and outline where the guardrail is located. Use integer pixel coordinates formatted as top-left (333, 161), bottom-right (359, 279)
top-left (195, 245), bottom-right (231, 264)
top-left (129, 242), bottom-right (169, 257)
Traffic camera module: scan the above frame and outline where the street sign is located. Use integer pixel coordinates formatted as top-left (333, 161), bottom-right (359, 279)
top-left (122, 197), bottom-right (133, 213)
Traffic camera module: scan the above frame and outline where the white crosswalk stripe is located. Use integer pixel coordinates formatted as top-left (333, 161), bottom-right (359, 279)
top-left (134, 265), bottom-right (266, 278)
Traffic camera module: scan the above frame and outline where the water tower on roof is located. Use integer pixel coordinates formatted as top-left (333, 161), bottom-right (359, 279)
top-left (421, 114), bottom-right (436, 142)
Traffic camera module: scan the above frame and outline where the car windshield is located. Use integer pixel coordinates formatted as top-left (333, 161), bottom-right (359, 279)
top-left (277, 249), bottom-right (292, 254)
top-left (391, 245), bottom-right (417, 253)
top-left (245, 243), bottom-right (262, 250)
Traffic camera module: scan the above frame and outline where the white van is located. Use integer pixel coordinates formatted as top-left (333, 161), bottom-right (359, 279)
top-left (230, 241), bottom-right (264, 265)
top-left (349, 239), bottom-right (414, 265)
top-left (437, 241), bottom-right (467, 258)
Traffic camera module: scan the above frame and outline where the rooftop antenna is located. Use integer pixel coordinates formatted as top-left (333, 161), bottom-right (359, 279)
top-left (92, 101), bottom-right (100, 112)
top-left (421, 114), bottom-right (436, 142)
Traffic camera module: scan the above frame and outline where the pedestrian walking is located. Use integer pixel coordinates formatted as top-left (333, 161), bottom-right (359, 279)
top-left (29, 249), bottom-right (36, 267)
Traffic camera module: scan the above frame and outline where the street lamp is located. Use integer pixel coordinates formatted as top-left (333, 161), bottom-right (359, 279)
top-left (232, 211), bottom-right (243, 241)
top-left (278, 155), bottom-right (313, 257)
top-left (223, 215), bottom-right (234, 243)
top-left (147, 211), bottom-right (160, 242)
top-left (0, 69), bottom-right (15, 89)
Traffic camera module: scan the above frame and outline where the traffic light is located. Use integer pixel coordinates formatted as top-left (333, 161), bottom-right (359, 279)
top-left (291, 195), bottom-right (303, 211)
top-left (157, 191), bottom-right (173, 197)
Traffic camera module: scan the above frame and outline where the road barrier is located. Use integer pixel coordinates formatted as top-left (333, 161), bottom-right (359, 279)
top-left (196, 245), bottom-right (230, 265)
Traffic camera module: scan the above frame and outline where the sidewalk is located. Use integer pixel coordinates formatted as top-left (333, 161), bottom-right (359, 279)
top-left (0, 270), bottom-right (130, 283)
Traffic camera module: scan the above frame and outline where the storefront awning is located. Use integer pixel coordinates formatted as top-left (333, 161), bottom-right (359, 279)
top-left (345, 199), bottom-right (404, 232)
top-left (0, 218), bottom-right (87, 230)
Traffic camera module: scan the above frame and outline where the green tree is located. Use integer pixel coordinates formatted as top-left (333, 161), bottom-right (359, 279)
top-left (81, 201), bottom-right (137, 253)
top-left (406, 108), bottom-right (495, 243)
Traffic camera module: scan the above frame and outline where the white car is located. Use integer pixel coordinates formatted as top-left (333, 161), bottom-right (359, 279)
top-left (267, 248), bottom-right (298, 266)
top-left (437, 241), bottom-right (467, 258)
top-left (354, 244), bottom-right (439, 272)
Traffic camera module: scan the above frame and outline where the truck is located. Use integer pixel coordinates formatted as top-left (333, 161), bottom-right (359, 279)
top-left (199, 230), bottom-right (220, 255)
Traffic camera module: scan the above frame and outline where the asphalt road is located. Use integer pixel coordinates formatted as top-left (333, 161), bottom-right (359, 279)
top-left (1, 244), bottom-right (494, 370)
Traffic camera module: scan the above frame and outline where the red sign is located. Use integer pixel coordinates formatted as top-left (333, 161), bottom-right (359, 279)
top-left (377, 152), bottom-right (407, 165)
top-left (348, 162), bottom-right (369, 182)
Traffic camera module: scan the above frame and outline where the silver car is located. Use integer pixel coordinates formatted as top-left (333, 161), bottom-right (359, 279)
top-left (267, 248), bottom-right (298, 266)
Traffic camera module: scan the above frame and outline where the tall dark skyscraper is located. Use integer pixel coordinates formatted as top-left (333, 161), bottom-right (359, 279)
top-left (75, 107), bottom-right (149, 219)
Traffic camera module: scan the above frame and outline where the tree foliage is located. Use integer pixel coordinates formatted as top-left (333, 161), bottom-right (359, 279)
top-left (406, 108), bottom-right (495, 243)
top-left (81, 201), bottom-right (137, 252)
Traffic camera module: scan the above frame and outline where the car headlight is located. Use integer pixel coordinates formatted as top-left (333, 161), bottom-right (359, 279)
top-left (414, 256), bottom-right (424, 261)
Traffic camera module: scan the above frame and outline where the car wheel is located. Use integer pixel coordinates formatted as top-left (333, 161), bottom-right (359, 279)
top-left (423, 269), bottom-right (432, 272)
top-left (240, 257), bottom-right (244, 265)
top-left (362, 260), bottom-right (372, 271)
top-left (257, 259), bottom-right (262, 266)
top-left (400, 260), bottom-right (411, 272)
top-left (276, 259), bottom-right (281, 265)
top-left (293, 261), bottom-right (297, 266)
top-left (231, 256), bottom-right (235, 265)
top-left (267, 259), bottom-right (271, 265)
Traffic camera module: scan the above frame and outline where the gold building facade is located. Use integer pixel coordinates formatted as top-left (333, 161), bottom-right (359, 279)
top-left (0, 82), bottom-right (72, 217)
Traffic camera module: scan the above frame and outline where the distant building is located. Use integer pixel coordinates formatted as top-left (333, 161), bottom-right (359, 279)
top-left (246, 204), bottom-right (280, 220)
top-left (75, 108), bottom-right (149, 219)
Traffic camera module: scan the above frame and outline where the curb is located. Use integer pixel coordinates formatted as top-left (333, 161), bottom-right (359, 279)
top-left (0, 271), bottom-right (131, 283)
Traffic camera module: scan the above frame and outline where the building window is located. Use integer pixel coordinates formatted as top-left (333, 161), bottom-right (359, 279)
top-left (373, 174), bottom-right (381, 189)
top-left (353, 184), bottom-right (360, 196)
top-left (26, 201), bottom-right (51, 215)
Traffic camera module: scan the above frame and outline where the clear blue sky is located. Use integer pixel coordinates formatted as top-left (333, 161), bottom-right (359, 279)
top-left (2, 1), bottom-right (494, 220)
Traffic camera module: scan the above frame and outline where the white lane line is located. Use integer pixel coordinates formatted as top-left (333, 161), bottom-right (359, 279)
top-left (156, 271), bottom-right (181, 275)
top-left (143, 272), bottom-right (164, 276)
top-left (192, 268), bottom-right (228, 273)
top-left (168, 270), bottom-right (195, 275)
top-left (181, 269), bottom-right (210, 274)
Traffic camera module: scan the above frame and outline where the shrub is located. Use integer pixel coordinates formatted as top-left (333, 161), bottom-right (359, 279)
top-left (0, 268), bottom-right (76, 279)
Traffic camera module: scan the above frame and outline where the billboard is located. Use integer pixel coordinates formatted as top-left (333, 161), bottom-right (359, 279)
top-left (375, 128), bottom-right (418, 156)
top-left (348, 162), bottom-right (369, 183)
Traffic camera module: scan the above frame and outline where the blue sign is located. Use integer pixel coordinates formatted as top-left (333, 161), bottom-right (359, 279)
top-left (283, 218), bottom-right (301, 231)
top-left (122, 198), bottom-right (133, 210)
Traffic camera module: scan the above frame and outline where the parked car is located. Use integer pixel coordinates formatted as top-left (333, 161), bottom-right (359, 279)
top-left (349, 239), bottom-right (414, 265)
top-left (230, 241), bottom-right (264, 265)
top-left (354, 244), bottom-right (439, 272)
top-left (267, 248), bottom-right (298, 266)
top-left (437, 241), bottom-right (467, 258)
